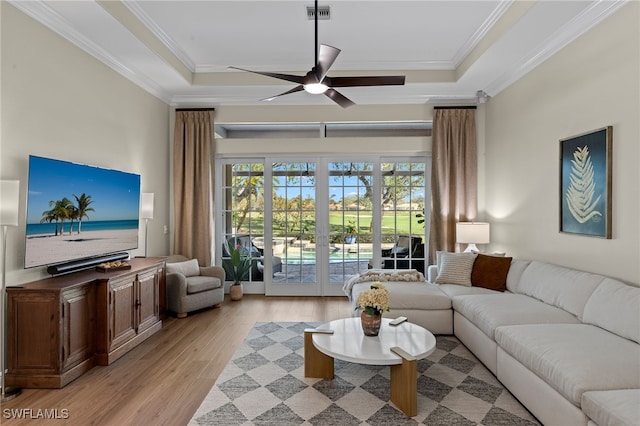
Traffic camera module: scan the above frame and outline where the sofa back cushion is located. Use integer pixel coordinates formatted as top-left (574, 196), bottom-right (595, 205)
top-left (505, 259), bottom-right (530, 293)
top-left (517, 261), bottom-right (604, 319)
top-left (583, 278), bottom-right (640, 343)
top-left (166, 258), bottom-right (201, 277)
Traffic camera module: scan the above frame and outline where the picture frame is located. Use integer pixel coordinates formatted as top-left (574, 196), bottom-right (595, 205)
top-left (559, 126), bottom-right (612, 238)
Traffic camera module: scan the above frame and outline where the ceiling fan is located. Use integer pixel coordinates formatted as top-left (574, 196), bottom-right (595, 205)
top-left (228, 1), bottom-right (405, 108)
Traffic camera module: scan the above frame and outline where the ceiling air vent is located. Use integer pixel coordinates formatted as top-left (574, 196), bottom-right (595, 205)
top-left (307, 5), bottom-right (331, 20)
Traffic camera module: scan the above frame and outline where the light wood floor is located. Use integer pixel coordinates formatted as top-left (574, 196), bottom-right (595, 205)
top-left (2, 295), bottom-right (352, 425)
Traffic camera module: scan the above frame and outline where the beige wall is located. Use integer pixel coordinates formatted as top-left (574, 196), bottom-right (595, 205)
top-left (484, 2), bottom-right (639, 284)
top-left (1, 3), bottom-right (171, 285)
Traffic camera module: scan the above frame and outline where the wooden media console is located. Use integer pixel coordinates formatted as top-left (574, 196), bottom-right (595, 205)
top-left (5, 257), bottom-right (166, 388)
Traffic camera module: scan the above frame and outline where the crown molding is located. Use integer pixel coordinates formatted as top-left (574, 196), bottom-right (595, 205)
top-left (485, 0), bottom-right (628, 96)
top-left (451, 0), bottom-right (514, 67)
top-left (123, 1), bottom-right (196, 73)
top-left (8, 0), bottom-right (172, 104)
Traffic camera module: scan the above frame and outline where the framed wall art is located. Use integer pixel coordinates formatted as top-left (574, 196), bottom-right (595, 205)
top-left (559, 126), bottom-right (612, 238)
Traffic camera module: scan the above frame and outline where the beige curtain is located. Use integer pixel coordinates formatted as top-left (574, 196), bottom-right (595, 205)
top-left (429, 107), bottom-right (478, 263)
top-left (173, 110), bottom-right (214, 266)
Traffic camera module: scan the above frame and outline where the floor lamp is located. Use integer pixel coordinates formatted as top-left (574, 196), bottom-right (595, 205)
top-left (1, 180), bottom-right (21, 402)
top-left (141, 193), bottom-right (154, 258)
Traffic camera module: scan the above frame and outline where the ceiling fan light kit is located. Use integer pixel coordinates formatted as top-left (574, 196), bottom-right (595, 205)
top-left (229, 1), bottom-right (405, 108)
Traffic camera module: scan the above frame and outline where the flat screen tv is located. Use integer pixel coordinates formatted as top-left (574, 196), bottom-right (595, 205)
top-left (24, 155), bottom-right (141, 269)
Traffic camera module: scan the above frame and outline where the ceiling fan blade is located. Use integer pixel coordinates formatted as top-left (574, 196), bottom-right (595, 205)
top-left (326, 75), bottom-right (406, 87)
top-left (228, 66), bottom-right (306, 85)
top-left (314, 44), bottom-right (341, 82)
top-left (324, 88), bottom-right (355, 108)
top-left (261, 85), bottom-right (305, 101)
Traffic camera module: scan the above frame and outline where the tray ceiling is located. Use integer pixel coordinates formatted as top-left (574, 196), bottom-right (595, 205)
top-left (9, 0), bottom-right (627, 107)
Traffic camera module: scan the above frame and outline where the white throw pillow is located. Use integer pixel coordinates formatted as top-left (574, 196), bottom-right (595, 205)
top-left (435, 252), bottom-right (477, 286)
top-left (166, 258), bottom-right (200, 277)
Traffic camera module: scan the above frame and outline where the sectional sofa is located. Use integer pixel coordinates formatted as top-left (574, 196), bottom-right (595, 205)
top-left (345, 255), bottom-right (640, 426)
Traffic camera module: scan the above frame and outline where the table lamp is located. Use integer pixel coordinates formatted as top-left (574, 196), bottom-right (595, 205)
top-left (456, 222), bottom-right (490, 253)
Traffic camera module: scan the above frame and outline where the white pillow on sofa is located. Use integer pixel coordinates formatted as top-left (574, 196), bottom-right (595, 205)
top-left (435, 252), bottom-right (477, 286)
top-left (166, 258), bottom-right (201, 277)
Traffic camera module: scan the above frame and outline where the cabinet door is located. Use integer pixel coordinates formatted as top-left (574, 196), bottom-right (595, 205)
top-left (61, 284), bottom-right (95, 371)
top-left (7, 291), bottom-right (59, 375)
top-left (109, 275), bottom-right (137, 351)
top-left (137, 269), bottom-right (159, 334)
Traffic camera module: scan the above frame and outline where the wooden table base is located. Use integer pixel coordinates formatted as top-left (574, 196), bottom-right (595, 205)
top-left (304, 330), bottom-right (419, 417)
top-left (304, 329), bottom-right (334, 379)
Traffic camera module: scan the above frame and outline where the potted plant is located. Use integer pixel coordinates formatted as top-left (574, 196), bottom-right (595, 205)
top-left (222, 240), bottom-right (253, 301)
top-left (355, 282), bottom-right (390, 336)
top-left (344, 220), bottom-right (357, 244)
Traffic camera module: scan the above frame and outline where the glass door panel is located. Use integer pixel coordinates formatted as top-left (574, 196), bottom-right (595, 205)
top-left (327, 162), bottom-right (374, 287)
top-left (378, 161), bottom-right (426, 273)
top-left (271, 162), bottom-right (319, 288)
top-left (221, 162), bottom-right (267, 285)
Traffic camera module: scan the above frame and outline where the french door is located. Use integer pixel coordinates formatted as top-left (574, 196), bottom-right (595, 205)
top-left (217, 156), bottom-right (428, 296)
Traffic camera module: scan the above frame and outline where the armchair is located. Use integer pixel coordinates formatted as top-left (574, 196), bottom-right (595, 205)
top-left (166, 255), bottom-right (224, 318)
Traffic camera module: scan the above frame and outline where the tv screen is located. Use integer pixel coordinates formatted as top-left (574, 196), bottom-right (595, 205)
top-left (24, 155), bottom-right (141, 269)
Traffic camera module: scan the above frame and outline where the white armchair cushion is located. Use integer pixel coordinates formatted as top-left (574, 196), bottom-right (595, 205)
top-left (166, 258), bottom-right (201, 277)
top-left (434, 252), bottom-right (477, 286)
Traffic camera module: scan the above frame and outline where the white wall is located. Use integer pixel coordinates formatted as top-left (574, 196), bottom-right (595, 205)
top-left (484, 2), bottom-right (639, 284)
top-left (1, 3), bottom-right (171, 285)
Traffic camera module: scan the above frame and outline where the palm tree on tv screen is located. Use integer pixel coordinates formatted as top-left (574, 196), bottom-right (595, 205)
top-left (74, 193), bottom-right (94, 234)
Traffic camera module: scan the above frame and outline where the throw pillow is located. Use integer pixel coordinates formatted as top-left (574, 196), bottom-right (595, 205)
top-left (471, 254), bottom-right (513, 291)
top-left (435, 252), bottom-right (478, 286)
top-left (166, 258), bottom-right (201, 277)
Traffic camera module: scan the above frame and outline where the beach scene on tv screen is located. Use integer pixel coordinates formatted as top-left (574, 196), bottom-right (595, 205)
top-left (25, 156), bottom-right (140, 268)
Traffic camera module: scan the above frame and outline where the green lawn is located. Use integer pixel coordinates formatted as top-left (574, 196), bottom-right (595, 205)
top-left (236, 210), bottom-right (424, 243)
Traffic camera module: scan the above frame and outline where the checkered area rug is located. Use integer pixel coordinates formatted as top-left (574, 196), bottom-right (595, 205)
top-left (189, 322), bottom-right (540, 425)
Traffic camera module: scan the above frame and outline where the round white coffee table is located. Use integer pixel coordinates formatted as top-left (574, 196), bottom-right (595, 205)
top-left (304, 317), bottom-right (436, 416)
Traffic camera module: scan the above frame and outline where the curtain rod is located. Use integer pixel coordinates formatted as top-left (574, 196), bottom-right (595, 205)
top-left (433, 106), bottom-right (477, 110)
top-left (176, 108), bottom-right (215, 112)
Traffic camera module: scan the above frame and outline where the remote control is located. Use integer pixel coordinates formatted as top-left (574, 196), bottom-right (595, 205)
top-left (389, 316), bottom-right (408, 326)
top-left (308, 328), bottom-right (334, 334)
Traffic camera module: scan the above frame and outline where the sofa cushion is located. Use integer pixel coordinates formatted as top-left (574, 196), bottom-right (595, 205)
top-left (351, 281), bottom-right (451, 311)
top-left (583, 278), bottom-right (640, 344)
top-left (453, 293), bottom-right (580, 339)
top-left (582, 389), bottom-right (640, 426)
top-left (167, 258), bottom-right (201, 277)
top-left (517, 261), bottom-right (604, 320)
top-left (495, 324), bottom-right (640, 406)
top-left (505, 259), bottom-right (531, 293)
top-left (435, 252), bottom-right (477, 286)
top-left (471, 254), bottom-right (512, 291)
top-left (186, 275), bottom-right (222, 294)
top-left (438, 284), bottom-right (501, 298)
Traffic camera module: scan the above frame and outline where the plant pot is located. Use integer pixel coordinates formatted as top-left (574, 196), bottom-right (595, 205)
top-left (230, 284), bottom-right (243, 301)
top-left (345, 235), bottom-right (356, 244)
top-left (360, 311), bottom-right (382, 336)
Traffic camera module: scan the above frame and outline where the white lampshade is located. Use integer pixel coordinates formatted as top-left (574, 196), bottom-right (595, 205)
top-left (1, 180), bottom-right (20, 227)
top-left (141, 192), bottom-right (154, 220)
top-left (456, 222), bottom-right (490, 252)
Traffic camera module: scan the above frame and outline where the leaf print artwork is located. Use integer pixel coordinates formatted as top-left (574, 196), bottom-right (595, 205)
top-left (565, 146), bottom-right (602, 224)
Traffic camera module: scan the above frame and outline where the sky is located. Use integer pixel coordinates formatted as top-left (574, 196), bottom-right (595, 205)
top-left (26, 156), bottom-right (141, 224)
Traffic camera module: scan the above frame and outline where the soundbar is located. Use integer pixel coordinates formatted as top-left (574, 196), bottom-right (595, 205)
top-left (46, 252), bottom-right (129, 276)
